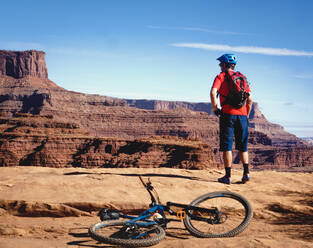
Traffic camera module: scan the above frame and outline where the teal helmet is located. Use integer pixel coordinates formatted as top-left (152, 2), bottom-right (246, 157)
top-left (217, 54), bottom-right (237, 64)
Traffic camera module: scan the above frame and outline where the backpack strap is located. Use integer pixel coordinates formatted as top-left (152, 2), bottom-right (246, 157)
top-left (219, 71), bottom-right (232, 106)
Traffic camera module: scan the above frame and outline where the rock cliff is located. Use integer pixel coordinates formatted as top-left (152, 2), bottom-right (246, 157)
top-left (126, 99), bottom-right (304, 147)
top-left (0, 114), bottom-right (215, 169)
top-left (0, 50), bottom-right (48, 79)
top-left (0, 50), bottom-right (311, 169)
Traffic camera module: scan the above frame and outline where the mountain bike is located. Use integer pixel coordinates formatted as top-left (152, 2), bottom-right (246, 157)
top-left (89, 176), bottom-right (253, 247)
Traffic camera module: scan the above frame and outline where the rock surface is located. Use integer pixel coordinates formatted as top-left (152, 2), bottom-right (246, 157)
top-left (0, 166), bottom-right (312, 247)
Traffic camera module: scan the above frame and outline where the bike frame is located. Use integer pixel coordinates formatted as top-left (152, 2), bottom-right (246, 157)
top-left (90, 177), bottom-right (253, 243)
top-left (122, 204), bottom-right (167, 226)
top-left (118, 176), bottom-right (220, 229)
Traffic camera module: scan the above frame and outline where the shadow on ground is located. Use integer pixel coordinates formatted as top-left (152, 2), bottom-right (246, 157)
top-left (267, 190), bottom-right (313, 241)
top-left (68, 227), bottom-right (116, 247)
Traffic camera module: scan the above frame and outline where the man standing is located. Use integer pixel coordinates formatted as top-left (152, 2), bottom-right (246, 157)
top-left (210, 54), bottom-right (253, 184)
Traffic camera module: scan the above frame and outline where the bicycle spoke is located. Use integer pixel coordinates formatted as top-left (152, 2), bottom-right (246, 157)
top-left (184, 191), bottom-right (253, 238)
top-left (191, 197), bottom-right (245, 234)
top-left (89, 220), bottom-right (166, 247)
top-left (97, 224), bottom-right (159, 240)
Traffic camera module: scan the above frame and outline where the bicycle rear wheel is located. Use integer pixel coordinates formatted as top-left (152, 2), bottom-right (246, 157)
top-left (183, 191), bottom-right (253, 238)
top-left (89, 220), bottom-right (165, 247)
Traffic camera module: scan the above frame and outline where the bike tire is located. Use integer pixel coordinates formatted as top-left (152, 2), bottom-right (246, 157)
top-left (183, 191), bottom-right (253, 238)
top-left (89, 220), bottom-right (166, 247)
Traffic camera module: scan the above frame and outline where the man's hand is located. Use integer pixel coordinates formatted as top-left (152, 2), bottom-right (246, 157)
top-left (210, 87), bottom-right (221, 117)
top-left (214, 108), bottom-right (222, 117)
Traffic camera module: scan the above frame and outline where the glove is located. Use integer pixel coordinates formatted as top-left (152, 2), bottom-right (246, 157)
top-left (214, 108), bottom-right (222, 117)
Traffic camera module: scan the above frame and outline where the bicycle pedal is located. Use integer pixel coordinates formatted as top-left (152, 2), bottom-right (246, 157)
top-left (176, 210), bottom-right (186, 220)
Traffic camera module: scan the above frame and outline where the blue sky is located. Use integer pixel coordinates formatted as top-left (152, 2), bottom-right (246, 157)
top-left (1, 0), bottom-right (313, 137)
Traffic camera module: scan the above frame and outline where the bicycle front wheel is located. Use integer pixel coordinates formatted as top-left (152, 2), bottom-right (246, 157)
top-left (89, 220), bottom-right (165, 247)
top-left (183, 191), bottom-right (253, 238)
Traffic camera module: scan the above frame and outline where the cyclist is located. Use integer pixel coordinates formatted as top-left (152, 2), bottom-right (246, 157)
top-left (210, 54), bottom-right (253, 184)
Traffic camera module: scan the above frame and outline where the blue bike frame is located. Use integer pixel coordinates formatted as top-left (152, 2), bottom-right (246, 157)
top-left (94, 177), bottom-right (222, 240)
top-left (123, 204), bottom-right (167, 227)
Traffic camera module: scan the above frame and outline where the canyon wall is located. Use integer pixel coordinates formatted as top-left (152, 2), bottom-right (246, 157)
top-left (0, 50), bottom-right (311, 169)
top-left (126, 99), bottom-right (303, 147)
top-left (0, 114), bottom-right (215, 169)
top-left (0, 50), bottom-right (48, 79)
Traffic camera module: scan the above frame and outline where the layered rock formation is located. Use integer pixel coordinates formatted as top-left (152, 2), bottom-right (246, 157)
top-left (0, 75), bottom-right (302, 148)
top-left (0, 50), bottom-right (48, 79)
top-left (126, 99), bottom-right (305, 147)
top-left (0, 50), bottom-right (312, 169)
top-left (0, 114), bottom-right (215, 169)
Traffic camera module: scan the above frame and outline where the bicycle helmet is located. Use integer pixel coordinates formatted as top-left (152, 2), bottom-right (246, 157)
top-left (217, 54), bottom-right (237, 64)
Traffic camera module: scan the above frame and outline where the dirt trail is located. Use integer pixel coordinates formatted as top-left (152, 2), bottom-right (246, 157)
top-left (0, 166), bottom-right (312, 248)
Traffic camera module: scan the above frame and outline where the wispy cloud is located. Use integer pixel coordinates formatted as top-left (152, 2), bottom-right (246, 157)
top-left (293, 73), bottom-right (313, 79)
top-left (284, 102), bottom-right (294, 106)
top-left (171, 43), bottom-right (313, 57)
top-left (284, 124), bottom-right (313, 129)
top-left (284, 125), bottom-right (313, 137)
top-left (147, 26), bottom-right (251, 35)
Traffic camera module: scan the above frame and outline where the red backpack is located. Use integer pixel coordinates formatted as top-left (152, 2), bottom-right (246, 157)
top-left (219, 71), bottom-right (250, 109)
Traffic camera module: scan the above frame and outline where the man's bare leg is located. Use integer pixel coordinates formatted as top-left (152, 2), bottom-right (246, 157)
top-left (223, 151), bottom-right (232, 167)
top-left (239, 151), bottom-right (248, 164)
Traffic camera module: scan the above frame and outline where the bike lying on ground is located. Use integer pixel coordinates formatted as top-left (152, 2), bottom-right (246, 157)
top-left (89, 176), bottom-right (253, 247)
